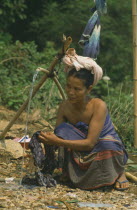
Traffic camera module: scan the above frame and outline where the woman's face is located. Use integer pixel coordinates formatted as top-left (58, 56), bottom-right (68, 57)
top-left (66, 76), bottom-right (90, 103)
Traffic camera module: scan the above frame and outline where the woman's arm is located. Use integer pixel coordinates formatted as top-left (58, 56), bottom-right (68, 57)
top-left (86, 99), bottom-right (107, 148)
top-left (39, 99), bottom-right (107, 151)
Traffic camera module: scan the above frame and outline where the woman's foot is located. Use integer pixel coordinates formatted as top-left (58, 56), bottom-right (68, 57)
top-left (115, 172), bottom-right (129, 191)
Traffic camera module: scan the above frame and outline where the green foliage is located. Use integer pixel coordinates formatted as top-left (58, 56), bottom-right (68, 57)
top-left (98, 0), bottom-right (132, 81)
top-left (0, 38), bottom-right (58, 110)
top-left (0, 0), bottom-right (133, 81)
top-left (0, 0), bottom-right (27, 31)
top-left (91, 76), bottom-right (112, 98)
top-left (19, 0), bottom-right (91, 50)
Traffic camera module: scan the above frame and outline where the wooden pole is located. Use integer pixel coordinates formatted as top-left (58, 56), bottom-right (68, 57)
top-left (53, 76), bottom-right (66, 100)
top-left (0, 36), bottom-right (72, 140)
top-left (132, 0), bottom-right (137, 148)
top-left (36, 68), bottom-right (66, 100)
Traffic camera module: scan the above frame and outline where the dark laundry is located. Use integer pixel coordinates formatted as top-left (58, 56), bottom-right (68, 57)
top-left (22, 131), bottom-right (57, 187)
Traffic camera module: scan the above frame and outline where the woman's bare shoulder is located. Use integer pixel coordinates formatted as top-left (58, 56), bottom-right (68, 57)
top-left (91, 98), bottom-right (107, 111)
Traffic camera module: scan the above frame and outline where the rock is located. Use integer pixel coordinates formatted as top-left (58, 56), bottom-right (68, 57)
top-left (0, 139), bottom-right (25, 159)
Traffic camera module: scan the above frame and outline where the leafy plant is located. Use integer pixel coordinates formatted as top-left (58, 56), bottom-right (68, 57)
top-left (0, 39), bottom-right (58, 110)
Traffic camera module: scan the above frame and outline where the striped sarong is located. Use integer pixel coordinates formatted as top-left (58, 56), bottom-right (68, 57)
top-left (54, 114), bottom-right (128, 190)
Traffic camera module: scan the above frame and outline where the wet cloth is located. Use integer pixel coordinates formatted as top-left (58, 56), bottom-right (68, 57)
top-left (54, 113), bottom-right (128, 190)
top-left (28, 131), bottom-right (57, 187)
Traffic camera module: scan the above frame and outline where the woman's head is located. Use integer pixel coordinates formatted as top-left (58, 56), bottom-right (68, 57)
top-left (67, 68), bottom-right (94, 88)
top-left (66, 68), bottom-right (93, 103)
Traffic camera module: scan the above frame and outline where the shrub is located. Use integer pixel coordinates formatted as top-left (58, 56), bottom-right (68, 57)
top-left (0, 39), bottom-right (58, 110)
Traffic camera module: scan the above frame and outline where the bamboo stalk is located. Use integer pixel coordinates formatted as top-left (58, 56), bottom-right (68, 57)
top-left (132, 0), bottom-right (137, 148)
top-left (45, 82), bottom-right (55, 111)
top-left (53, 76), bottom-right (66, 100)
top-left (36, 68), bottom-right (66, 100)
top-left (126, 172), bottom-right (137, 183)
top-left (0, 36), bottom-right (72, 140)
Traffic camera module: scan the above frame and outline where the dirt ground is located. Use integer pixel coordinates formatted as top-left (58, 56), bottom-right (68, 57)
top-left (0, 106), bottom-right (137, 210)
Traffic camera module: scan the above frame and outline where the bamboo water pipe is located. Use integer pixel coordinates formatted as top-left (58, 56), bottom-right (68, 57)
top-left (0, 36), bottom-right (72, 140)
top-left (132, 0), bottom-right (137, 148)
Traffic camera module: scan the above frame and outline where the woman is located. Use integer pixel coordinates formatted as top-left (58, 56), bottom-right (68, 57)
top-left (38, 49), bottom-right (129, 190)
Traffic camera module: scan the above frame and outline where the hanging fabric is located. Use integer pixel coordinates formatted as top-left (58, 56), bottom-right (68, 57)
top-left (79, 0), bottom-right (107, 59)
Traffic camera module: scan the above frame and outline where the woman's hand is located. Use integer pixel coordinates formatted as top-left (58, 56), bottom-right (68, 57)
top-left (38, 131), bottom-right (58, 145)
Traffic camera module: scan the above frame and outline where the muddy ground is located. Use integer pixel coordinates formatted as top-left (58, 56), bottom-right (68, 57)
top-left (0, 106), bottom-right (137, 209)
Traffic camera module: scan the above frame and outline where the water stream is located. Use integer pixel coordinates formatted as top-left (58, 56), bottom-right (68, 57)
top-left (20, 70), bottom-right (39, 183)
top-left (24, 70), bottom-right (39, 138)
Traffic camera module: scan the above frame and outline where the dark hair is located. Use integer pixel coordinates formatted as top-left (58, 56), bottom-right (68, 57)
top-left (67, 68), bottom-right (94, 88)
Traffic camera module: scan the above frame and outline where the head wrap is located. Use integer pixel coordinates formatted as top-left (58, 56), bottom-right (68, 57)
top-left (62, 48), bottom-right (103, 86)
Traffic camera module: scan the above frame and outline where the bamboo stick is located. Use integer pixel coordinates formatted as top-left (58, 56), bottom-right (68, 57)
top-left (37, 68), bottom-right (66, 100)
top-left (45, 82), bottom-right (55, 111)
top-left (36, 68), bottom-right (66, 100)
top-left (132, 0), bottom-right (137, 148)
top-left (53, 76), bottom-right (66, 100)
top-left (126, 172), bottom-right (137, 183)
top-left (0, 36), bottom-right (72, 140)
